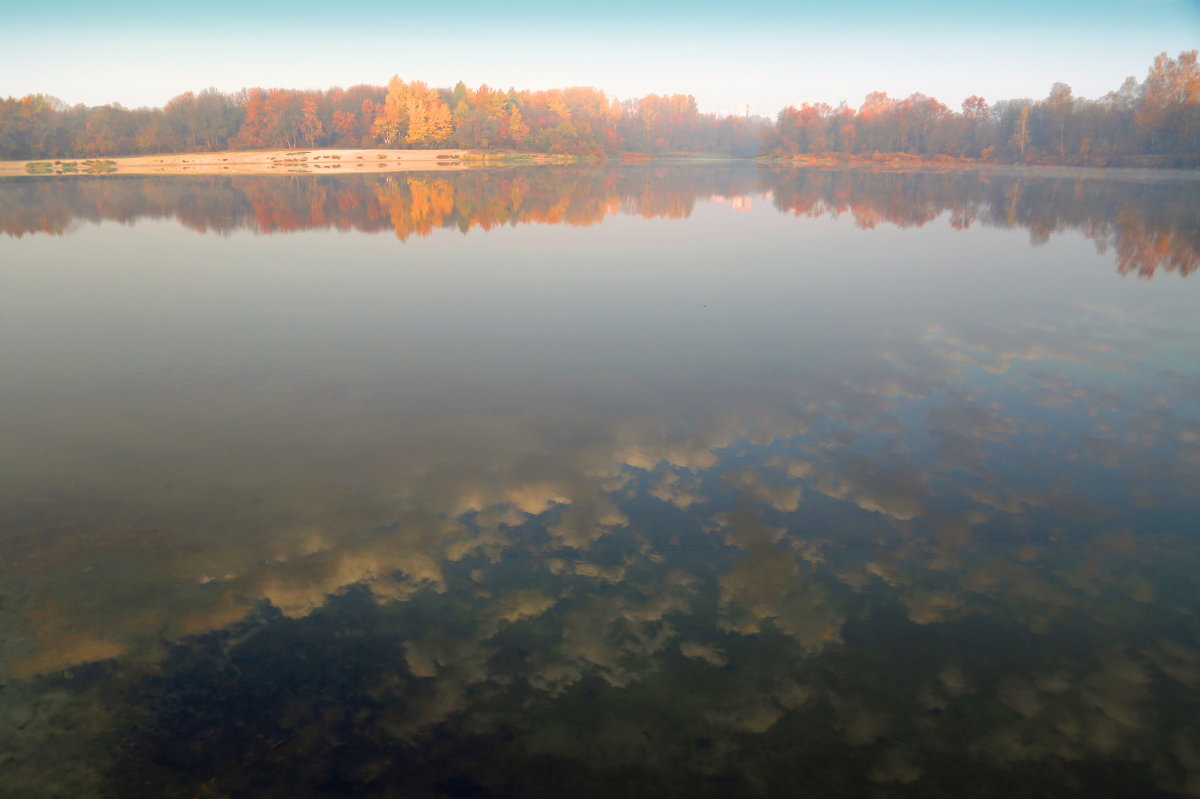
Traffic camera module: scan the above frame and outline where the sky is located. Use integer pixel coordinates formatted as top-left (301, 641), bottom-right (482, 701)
top-left (1, 0), bottom-right (1197, 116)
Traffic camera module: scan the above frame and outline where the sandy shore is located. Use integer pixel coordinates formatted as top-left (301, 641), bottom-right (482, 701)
top-left (0, 148), bottom-right (477, 177)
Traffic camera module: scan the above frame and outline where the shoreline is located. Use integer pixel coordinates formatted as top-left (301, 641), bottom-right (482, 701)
top-left (2, 148), bottom-right (1197, 180)
top-left (0, 148), bottom-right (571, 177)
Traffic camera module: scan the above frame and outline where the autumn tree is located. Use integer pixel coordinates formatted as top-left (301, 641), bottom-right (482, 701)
top-left (403, 81), bottom-right (452, 146)
top-left (996, 101), bottom-right (1031, 160)
top-left (0, 94), bottom-right (64, 158)
top-left (899, 93), bottom-right (951, 154)
top-left (451, 83), bottom-right (507, 148)
top-left (855, 91), bottom-right (897, 152)
top-left (507, 105), bottom-right (530, 145)
top-left (300, 96), bottom-right (324, 147)
top-left (75, 104), bottom-right (139, 156)
top-left (773, 103), bottom-right (834, 154)
top-left (325, 85), bottom-right (385, 147)
top-left (373, 76), bottom-right (410, 146)
top-left (1040, 82), bottom-right (1074, 158)
top-left (1137, 50), bottom-right (1200, 153)
top-left (164, 88), bottom-right (242, 151)
top-left (961, 95), bottom-right (992, 157)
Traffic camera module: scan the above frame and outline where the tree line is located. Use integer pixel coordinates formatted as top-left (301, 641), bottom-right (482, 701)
top-left (0, 51), bottom-right (1195, 163)
top-left (0, 80), bottom-right (762, 160)
top-left (766, 51), bottom-right (1199, 166)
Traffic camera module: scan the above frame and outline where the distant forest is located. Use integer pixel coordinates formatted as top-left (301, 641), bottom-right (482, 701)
top-left (0, 51), bottom-right (1196, 164)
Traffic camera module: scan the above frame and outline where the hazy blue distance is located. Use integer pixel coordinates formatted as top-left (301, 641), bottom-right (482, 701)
top-left (1, 0), bottom-right (1197, 118)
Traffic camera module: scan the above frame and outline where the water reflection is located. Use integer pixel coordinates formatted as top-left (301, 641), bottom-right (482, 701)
top-left (2, 166), bottom-right (1198, 278)
top-left (1, 166), bottom-right (1198, 797)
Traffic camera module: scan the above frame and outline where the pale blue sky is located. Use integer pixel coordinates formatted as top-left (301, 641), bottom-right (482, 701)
top-left (1, 0), bottom-right (1196, 115)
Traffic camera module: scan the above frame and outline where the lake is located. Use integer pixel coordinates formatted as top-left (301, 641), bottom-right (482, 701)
top-left (1, 165), bottom-right (1198, 798)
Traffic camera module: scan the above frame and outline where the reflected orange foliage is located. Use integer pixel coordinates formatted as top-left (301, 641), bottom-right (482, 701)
top-left (1, 167), bottom-right (1195, 278)
top-left (1114, 212), bottom-right (1199, 277)
top-left (767, 169), bottom-right (1198, 277)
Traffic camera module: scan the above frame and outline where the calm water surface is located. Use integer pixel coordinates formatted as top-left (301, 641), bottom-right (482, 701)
top-left (1, 166), bottom-right (1199, 797)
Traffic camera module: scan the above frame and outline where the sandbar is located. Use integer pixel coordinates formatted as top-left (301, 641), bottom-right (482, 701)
top-left (0, 148), bottom-right (480, 177)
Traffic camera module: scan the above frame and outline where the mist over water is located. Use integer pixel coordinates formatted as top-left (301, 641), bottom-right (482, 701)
top-left (1, 165), bottom-right (1198, 797)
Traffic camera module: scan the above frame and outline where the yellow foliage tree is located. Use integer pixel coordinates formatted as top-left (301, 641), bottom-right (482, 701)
top-left (508, 106), bottom-right (530, 144)
top-left (405, 82), bottom-right (453, 146)
top-left (373, 76), bottom-right (409, 145)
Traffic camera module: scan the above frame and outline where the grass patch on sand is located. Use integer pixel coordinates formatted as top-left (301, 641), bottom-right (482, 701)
top-left (26, 159), bottom-right (117, 175)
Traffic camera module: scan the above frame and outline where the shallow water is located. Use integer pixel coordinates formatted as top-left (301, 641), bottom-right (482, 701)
top-left (1, 165), bottom-right (1198, 797)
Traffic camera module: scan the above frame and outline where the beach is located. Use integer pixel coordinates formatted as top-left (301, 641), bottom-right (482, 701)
top-left (0, 148), bottom-right (475, 177)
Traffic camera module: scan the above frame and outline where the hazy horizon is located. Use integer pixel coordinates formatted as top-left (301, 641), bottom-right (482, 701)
top-left (2, 0), bottom-right (1197, 116)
